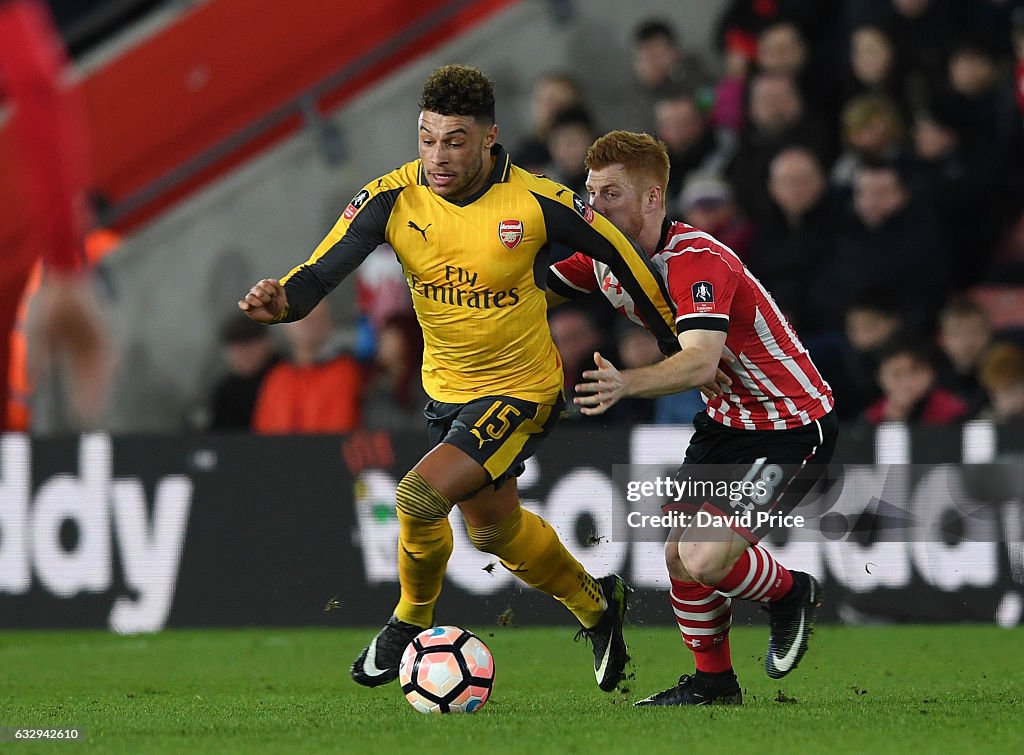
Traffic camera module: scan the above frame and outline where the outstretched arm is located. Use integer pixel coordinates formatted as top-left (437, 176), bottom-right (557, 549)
top-left (258, 182), bottom-right (402, 323)
top-left (574, 329), bottom-right (728, 415)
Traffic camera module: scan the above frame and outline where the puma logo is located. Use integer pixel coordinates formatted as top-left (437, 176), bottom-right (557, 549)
top-left (469, 427), bottom-right (496, 449)
top-left (408, 220), bottom-right (431, 241)
top-left (555, 188), bottom-right (567, 197)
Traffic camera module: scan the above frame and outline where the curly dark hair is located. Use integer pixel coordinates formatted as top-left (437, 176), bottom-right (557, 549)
top-left (419, 64), bottom-right (495, 123)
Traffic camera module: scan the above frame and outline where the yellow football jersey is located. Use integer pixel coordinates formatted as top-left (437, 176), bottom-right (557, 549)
top-left (278, 146), bottom-right (676, 403)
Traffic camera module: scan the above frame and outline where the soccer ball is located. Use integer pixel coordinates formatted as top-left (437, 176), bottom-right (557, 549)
top-left (398, 626), bottom-right (495, 714)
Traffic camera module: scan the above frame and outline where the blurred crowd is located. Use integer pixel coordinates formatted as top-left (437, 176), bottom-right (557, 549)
top-left (199, 0), bottom-right (1024, 434)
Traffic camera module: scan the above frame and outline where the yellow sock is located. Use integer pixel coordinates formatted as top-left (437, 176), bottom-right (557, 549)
top-left (392, 472), bottom-right (454, 628)
top-left (468, 506), bottom-right (607, 628)
top-left (394, 510), bottom-right (453, 628)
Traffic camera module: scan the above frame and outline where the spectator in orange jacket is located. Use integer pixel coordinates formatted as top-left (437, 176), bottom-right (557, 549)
top-left (251, 302), bottom-right (361, 434)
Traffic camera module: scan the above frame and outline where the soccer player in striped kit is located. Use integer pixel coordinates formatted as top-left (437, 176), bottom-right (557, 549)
top-left (548, 131), bottom-right (837, 705)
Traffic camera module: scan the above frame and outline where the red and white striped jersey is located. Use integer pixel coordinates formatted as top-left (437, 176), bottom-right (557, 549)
top-left (549, 220), bottom-right (833, 430)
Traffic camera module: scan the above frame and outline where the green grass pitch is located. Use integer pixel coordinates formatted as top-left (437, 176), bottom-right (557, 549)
top-left (1, 625), bottom-right (1021, 754)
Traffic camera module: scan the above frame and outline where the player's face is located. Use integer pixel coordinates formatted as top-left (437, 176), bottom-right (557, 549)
top-left (418, 111), bottom-right (497, 202)
top-left (586, 164), bottom-right (645, 241)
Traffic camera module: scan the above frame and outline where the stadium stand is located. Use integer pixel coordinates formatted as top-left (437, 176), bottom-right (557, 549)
top-left (2, 0), bottom-right (1022, 433)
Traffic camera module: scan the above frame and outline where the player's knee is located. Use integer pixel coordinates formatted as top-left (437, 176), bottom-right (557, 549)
top-left (395, 471), bottom-right (453, 521)
top-left (680, 544), bottom-right (731, 587)
top-left (664, 540), bottom-right (691, 580)
top-left (466, 507), bottom-right (522, 554)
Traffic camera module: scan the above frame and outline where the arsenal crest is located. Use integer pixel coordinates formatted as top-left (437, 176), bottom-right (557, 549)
top-left (499, 219), bottom-right (524, 250)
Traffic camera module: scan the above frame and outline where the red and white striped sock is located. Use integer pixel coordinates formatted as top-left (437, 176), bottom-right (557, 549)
top-left (669, 579), bottom-right (733, 673)
top-left (716, 544), bottom-right (793, 602)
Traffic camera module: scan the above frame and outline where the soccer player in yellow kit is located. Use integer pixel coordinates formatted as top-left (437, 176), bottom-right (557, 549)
top-left (240, 65), bottom-right (677, 692)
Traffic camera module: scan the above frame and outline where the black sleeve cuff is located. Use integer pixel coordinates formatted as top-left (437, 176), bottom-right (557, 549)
top-left (676, 315), bottom-right (729, 334)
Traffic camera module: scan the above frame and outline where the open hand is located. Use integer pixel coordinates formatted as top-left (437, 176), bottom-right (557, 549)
top-left (699, 354), bottom-right (735, 400)
top-left (574, 351), bottom-right (626, 416)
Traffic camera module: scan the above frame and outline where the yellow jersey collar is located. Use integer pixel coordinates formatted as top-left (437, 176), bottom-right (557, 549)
top-left (418, 144), bottom-right (512, 206)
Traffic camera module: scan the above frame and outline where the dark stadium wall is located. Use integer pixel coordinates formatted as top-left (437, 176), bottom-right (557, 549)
top-left (1, 422), bottom-right (1023, 632)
